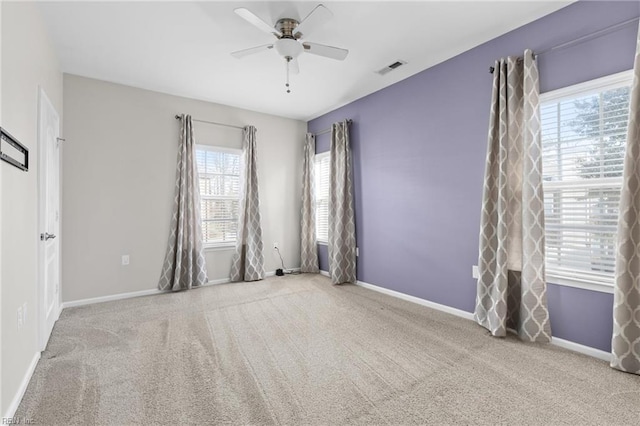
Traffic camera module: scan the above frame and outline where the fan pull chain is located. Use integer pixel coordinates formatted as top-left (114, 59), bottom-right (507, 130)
top-left (285, 57), bottom-right (291, 94)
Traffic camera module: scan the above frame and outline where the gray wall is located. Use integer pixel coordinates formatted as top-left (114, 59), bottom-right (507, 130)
top-left (309, 1), bottom-right (640, 352)
top-left (62, 75), bottom-right (306, 302)
top-left (1, 2), bottom-right (63, 415)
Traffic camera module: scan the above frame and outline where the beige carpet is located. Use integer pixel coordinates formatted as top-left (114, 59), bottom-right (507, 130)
top-left (16, 274), bottom-right (640, 425)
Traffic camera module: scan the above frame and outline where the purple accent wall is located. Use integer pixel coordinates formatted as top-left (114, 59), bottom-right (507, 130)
top-left (310, 1), bottom-right (639, 352)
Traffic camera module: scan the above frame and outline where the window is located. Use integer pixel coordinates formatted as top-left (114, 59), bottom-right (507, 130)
top-left (196, 145), bottom-right (241, 247)
top-left (315, 152), bottom-right (330, 243)
top-left (540, 71), bottom-right (632, 290)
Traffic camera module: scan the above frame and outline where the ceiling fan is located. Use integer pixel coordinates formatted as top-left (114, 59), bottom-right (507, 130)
top-left (231, 4), bottom-right (349, 93)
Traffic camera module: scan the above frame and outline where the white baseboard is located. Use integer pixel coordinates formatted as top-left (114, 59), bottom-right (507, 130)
top-left (320, 270), bottom-right (611, 362)
top-left (61, 288), bottom-right (164, 309)
top-left (205, 277), bottom-right (231, 286)
top-left (60, 269), bottom-right (301, 310)
top-left (266, 267), bottom-right (301, 277)
top-left (551, 336), bottom-right (611, 362)
top-left (3, 352), bottom-right (41, 420)
top-left (354, 279), bottom-right (475, 321)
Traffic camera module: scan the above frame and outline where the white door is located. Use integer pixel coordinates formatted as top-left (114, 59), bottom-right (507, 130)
top-left (38, 87), bottom-right (61, 350)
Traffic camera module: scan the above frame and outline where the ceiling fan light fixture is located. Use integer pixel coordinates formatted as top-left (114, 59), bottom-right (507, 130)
top-left (275, 38), bottom-right (303, 59)
top-left (231, 3), bottom-right (347, 93)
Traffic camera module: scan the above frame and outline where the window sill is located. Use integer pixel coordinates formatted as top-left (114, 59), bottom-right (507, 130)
top-left (204, 244), bottom-right (236, 252)
top-left (546, 274), bottom-right (614, 294)
top-left (317, 241), bottom-right (328, 246)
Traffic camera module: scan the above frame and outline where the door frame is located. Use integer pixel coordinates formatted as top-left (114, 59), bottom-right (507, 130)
top-left (37, 86), bottom-right (61, 351)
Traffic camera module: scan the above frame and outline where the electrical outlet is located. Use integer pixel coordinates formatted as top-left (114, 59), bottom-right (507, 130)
top-left (17, 306), bottom-right (23, 330)
top-left (472, 265), bottom-right (479, 279)
top-left (122, 255), bottom-right (130, 266)
top-left (356, 247), bottom-right (359, 257)
top-left (273, 242), bottom-right (278, 250)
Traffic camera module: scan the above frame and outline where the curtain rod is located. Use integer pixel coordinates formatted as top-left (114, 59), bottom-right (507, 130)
top-left (174, 114), bottom-right (244, 130)
top-left (314, 119), bottom-right (353, 136)
top-left (488, 16), bottom-right (640, 73)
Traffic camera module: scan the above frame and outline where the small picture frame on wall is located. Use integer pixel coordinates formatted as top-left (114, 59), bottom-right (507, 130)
top-left (0, 127), bottom-right (29, 172)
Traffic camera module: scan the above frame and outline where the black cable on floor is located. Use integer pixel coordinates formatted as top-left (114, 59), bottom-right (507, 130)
top-left (274, 247), bottom-right (300, 275)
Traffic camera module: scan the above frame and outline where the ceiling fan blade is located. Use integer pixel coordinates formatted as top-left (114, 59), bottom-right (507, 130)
top-left (293, 4), bottom-right (333, 38)
top-left (288, 58), bottom-right (300, 75)
top-left (302, 42), bottom-right (348, 61)
top-left (231, 44), bottom-right (274, 59)
top-left (234, 8), bottom-right (282, 37)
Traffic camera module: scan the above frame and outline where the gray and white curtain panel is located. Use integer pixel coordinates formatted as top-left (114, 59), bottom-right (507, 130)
top-left (328, 120), bottom-right (357, 284)
top-left (230, 125), bottom-right (265, 282)
top-left (475, 50), bottom-right (552, 343)
top-left (158, 114), bottom-right (208, 291)
top-left (611, 22), bottom-right (640, 376)
top-left (301, 133), bottom-right (320, 273)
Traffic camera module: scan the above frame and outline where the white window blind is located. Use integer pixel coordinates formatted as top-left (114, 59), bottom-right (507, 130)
top-left (196, 145), bottom-right (241, 246)
top-left (315, 152), bottom-right (330, 243)
top-left (540, 71), bottom-right (632, 288)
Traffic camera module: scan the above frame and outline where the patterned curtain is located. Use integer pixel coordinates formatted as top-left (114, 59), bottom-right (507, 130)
top-left (328, 120), bottom-right (356, 284)
top-left (230, 125), bottom-right (265, 282)
top-left (611, 22), bottom-right (640, 375)
top-left (301, 133), bottom-right (320, 273)
top-left (158, 115), bottom-right (208, 291)
top-left (475, 50), bottom-right (551, 343)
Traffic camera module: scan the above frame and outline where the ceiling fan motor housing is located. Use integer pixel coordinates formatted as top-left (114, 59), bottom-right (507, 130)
top-left (276, 18), bottom-right (300, 38)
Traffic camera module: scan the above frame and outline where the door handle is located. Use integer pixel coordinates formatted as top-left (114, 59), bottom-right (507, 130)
top-left (40, 233), bottom-right (56, 241)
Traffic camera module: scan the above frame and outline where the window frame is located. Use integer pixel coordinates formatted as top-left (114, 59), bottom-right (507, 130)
top-left (195, 144), bottom-right (242, 250)
top-left (315, 151), bottom-right (330, 245)
top-left (540, 70), bottom-right (633, 294)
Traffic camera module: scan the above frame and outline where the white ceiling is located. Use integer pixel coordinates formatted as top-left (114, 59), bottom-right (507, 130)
top-left (39, 1), bottom-right (573, 121)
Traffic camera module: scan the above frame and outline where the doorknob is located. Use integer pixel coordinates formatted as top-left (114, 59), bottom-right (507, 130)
top-left (40, 233), bottom-right (56, 241)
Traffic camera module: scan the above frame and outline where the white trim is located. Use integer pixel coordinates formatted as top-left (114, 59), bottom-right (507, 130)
top-left (353, 277), bottom-right (474, 321)
top-left (319, 270), bottom-right (612, 362)
top-left (204, 243), bottom-right (236, 251)
top-left (204, 277), bottom-right (230, 286)
top-left (195, 144), bottom-right (242, 155)
top-left (3, 352), bottom-right (40, 420)
top-left (472, 265), bottom-right (615, 294)
top-left (265, 267), bottom-right (302, 277)
top-left (551, 336), bottom-right (611, 362)
top-left (61, 288), bottom-right (164, 309)
top-left (540, 69), bottom-right (633, 103)
top-left (60, 269), bottom-right (301, 309)
top-left (543, 177), bottom-right (623, 190)
top-left (315, 151), bottom-right (330, 161)
top-left (546, 275), bottom-right (614, 294)
top-left (61, 280), bottom-right (225, 308)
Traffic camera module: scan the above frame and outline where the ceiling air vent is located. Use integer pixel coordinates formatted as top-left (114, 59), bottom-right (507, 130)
top-left (376, 60), bottom-right (407, 76)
